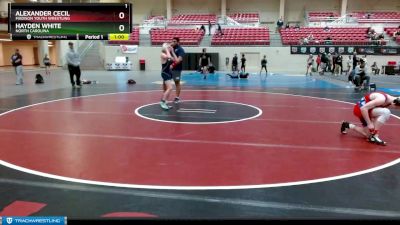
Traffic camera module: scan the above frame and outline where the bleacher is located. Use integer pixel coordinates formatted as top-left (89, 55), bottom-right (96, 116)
top-left (227, 13), bottom-right (259, 23)
top-left (147, 15), bottom-right (165, 20)
top-left (350, 11), bottom-right (400, 23)
top-left (384, 27), bottom-right (400, 44)
top-left (280, 27), bottom-right (386, 45)
top-left (211, 28), bottom-right (270, 46)
top-left (307, 12), bottom-right (340, 22)
top-left (150, 28), bottom-right (205, 46)
top-left (108, 27), bottom-right (140, 45)
top-left (168, 14), bottom-right (217, 25)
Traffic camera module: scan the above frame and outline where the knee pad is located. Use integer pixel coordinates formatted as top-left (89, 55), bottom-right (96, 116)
top-left (376, 108), bottom-right (391, 124)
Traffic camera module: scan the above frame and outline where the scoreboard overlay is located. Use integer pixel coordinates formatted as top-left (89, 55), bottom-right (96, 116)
top-left (8, 3), bottom-right (132, 40)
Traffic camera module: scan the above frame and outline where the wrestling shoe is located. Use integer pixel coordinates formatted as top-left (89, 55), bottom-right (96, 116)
top-left (160, 101), bottom-right (170, 110)
top-left (368, 135), bottom-right (387, 146)
top-left (340, 121), bottom-right (350, 134)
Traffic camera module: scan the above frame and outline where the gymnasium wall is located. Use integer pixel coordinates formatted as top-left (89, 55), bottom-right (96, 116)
top-left (1, 41), bottom-right (61, 67)
top-left (99, 0), bottom-right (122, 2)
top-left (0, 43), bottom-right (3, 66)
top-left (226, 0), bottom-right (280, 23)
top-left (127, 0), bottom-right (399, 24)
top-left (127, 0), bottom-right (166, 24)
top-left (172, 0), bottom-right (220, 15)
top-left (2, 41), bottom-right (36, 66)
top-left (347, 0), bottom-right (400, 11)
top-left (102, 44), bottom-right (399, 73)
top-left (285, 0), bottom-right (340, 23)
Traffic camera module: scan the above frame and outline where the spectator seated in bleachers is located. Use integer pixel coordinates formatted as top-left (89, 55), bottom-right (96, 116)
top-left (324, 36), bottom-right (332, 44)
top-left (377, 33), bottom-right (385, 45)
top-left (366, 27), bottom-right (375, 38)
top-left (300, 37), bottom-right (310, 45)
top-left (384, 27), bottom-right (400, 42)
top-left (393, 29), bottom-right (400, 38)
top-left (299, 33), bottom-right (314, 45)
top-left (307, 33), bottom-right (314, 41)
top-left (200, 25), bottom-right (206, 34)
top-left (367, 29), bottom-right (385, 45)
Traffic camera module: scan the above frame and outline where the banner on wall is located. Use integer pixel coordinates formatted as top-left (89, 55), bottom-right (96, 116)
top-left (290, 46), bottom-right (400, 55)
top-left (120, 45), bottom-right (138, 54)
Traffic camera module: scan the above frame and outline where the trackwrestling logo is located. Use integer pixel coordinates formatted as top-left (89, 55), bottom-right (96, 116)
top-left (1, 217), bottom-right (66, 225)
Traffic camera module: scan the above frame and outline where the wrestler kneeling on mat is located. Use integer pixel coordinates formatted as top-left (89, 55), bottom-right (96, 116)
top-left (160, 43), bottom-right (178, 110)
top-left (341, 92), bottom-right (400, 145)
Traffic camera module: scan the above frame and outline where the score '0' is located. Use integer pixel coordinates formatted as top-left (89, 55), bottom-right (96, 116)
top-left (119, 12), bottom-right (125, 31)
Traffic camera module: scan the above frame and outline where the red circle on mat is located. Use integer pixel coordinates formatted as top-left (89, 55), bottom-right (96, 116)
top-left (0, 90), bottom-right (399, 188)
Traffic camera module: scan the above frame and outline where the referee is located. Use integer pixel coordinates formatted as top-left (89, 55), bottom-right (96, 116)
top-left (65, 42), bottom-right (82, 88)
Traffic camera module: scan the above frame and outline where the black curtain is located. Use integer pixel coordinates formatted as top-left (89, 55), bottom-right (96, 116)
top-left (182, 53), bottom-right (219, 71)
